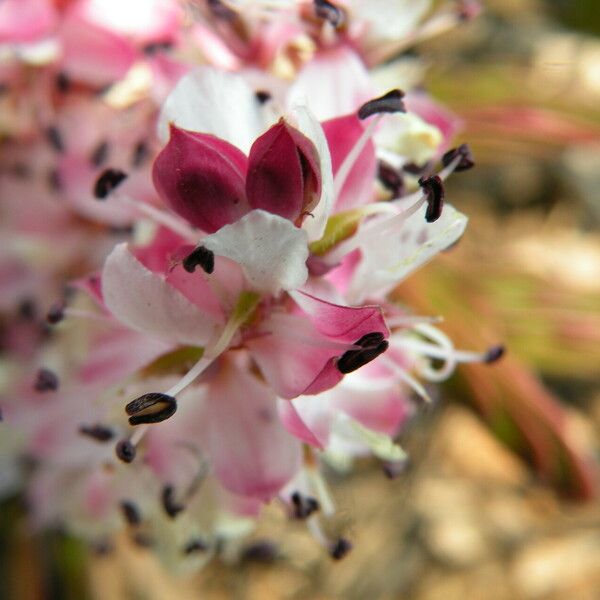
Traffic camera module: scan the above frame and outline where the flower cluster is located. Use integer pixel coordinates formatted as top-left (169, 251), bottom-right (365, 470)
top-left (0, 0), bottom-right (495, 568)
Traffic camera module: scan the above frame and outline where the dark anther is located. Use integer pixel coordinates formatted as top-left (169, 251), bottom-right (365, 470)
top-left (184, 538), bottom-right (208, 555)
top-left (255, 90), bottom-right (272, 104)
top-left (382, 458), bottom-right (409, 479)
top-left (18, 298), bottom-right (37, 321)
top-left (329, 537), bottom-right (352, 560)
top-left (314, 0), bottom-right (344, 28)
top-left (91, 539), bottom-right (114, 556)
top-left (291, 491), bottom-right (320, 519)
top-left (78, 424), bottom-right (114, 442)
top-left (131, 140), bottom-right (149, 168)
top-left (90, 140), bottom-right (110, 168)
top-left (55, 72), bottom-right (71, 93)
top-left (161, 484), bottom-right (185, 518)
top-left (47, 168), bottom-right (62, 193)
top-left (378, 161), bottom-right (405, 197)
top-left (46, 301), bottom-right (66, 324)
top-left (119, 500), bottom-right (142, 526)
top-left (125, 392), bottom-right (177, 426)
top-left (115, 439), bottom-right (136, 463)
top-left (131, 532), bottom-right (153, 548)
top-left (183, 246), bottom-right (215, 274)
top-left (337, 332), bottom-right (389, 374)
top-left (242, 540), bottom-right (278, 563)
top-left (93, 168), bottom-right (127, 199)
top-left (484, 345), bottom-right (505, 364)
top-left (34, 368), bottom-right (59, 392)
top-left (403, 161), bottom-right (431, 176)
top-left (355, 332), bottom-right (386, 348)
top-left (45, 126), bottom-right (65, 153)
top-left (142, 40), bottom-right (173, 55)
top-left (442, 143), bottom-right (474, 172)
top-left (419, 175), bottom-right (444, 223)
top-left (207, 0), bottom-right (237, 19)
top-left (358, 89), bottom-right (406, 120)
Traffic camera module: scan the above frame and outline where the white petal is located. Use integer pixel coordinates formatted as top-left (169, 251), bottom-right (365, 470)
top-left (288, 104), bottom-right (335, 242)
top-left (348, 204), bottom-right (468, 303)
top-left (203, 210), bottom-right (309, 294)
top-left (102, 243), bottom-right (220, 346)
top-left (157, 67), bottom-right (267, 154)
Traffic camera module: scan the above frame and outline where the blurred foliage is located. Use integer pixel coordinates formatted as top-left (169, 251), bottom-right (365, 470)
top-left (548, 0), bottom-right (600, 36)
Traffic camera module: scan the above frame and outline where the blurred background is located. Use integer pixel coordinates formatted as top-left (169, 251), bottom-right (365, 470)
top-left (1, 0), bottom-right (600, 598)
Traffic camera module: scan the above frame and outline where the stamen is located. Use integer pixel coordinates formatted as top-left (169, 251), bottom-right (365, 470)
top-left (291, 491), bottom-right (320, 519)
top-left (120, 500), bottom-right (142, 526)
top-left (184, 538), bottom-right (208, 555)
top-left (45, 126), bottom-right (65, 153)
top-left (34, 368), bottom-right (59, 392)
top-left (93, 168), bottom-right (128, 199)
top-left (242, 541), bottom-right (278, 563)
top-left (378, 161), bottom-right (405, 197)
top-left (131, 140), bottom-right (149, 168)
top-left (382, 458), bottom-right (409, 479)
top-left (380, 355), bottom-right (432, 403)
top-left (183, 246), bottom-right (214, 274)
top-left (79, 424), bottom-right (114, 442)
top-left (337, 333), bottom-right (389, 374)
top-left (419, 175), bottom-right (444, 223)
top-left (89, 140), bottom-right (110, 168)
top-left (329, 537), bottom-right (352, 560)
top-left (442, 143), bottom-right (474, 172)
top-left (46, 301), bottom-right (66, 324)
top-left (358, 89), bottom-right (406, 120)
top-left (161, 485), bottom-right (185, 518)
top-left (255, 90), bottom-right (272, 104)
top-left (55, 72), bottom-right (70, 93)
top-left (484, 345), bottom-right (505, 363)
top-left (314, 0), bottom-right (344, 28)
top-left (125, 393), bottom-right (177, 426)
top-left (115, 439), bottom-right (136, 463)
top-left (131, 532), bottom-right (153, 548)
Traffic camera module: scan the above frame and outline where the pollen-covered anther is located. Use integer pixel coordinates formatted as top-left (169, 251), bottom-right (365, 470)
top-left (34, 368), bottom-right (59, 392)
top-left (162, 485), bottom-right (185, 518)
top-left (182, 246), bottom-right (215, 274)
top-left (78, 424), bottom-right (114, 442)
top-left (484, 344), bottom-right (505, 364)
top-left (337, 332), bottom-right (389, 374)
top-left (115, 439), bottom-right (136, 463)
top-left (125, 393), bottom-right (177, 426)
top-left (291, 491), bottom-right (320, 519)
top-left (329, 537), bottom-right (352, 560)
top-left (314, 0), bottom-right (345, 28)
top-left (46, 301), bottom-right (66, 324)
top-left (120, 500), bottom-right (142, 526)
top-left (93, 168), bottom-right (128, 199)
top-left (419, 175), bottom-right (445, 223)
top-left (442, 143), bottom-right (475, 172)
top-left (358, 89), bottom-right (406, 120)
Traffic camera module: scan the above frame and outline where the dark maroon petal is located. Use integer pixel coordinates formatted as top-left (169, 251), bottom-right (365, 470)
top-left (152, 125), bottom-right (250, 233)
top-left (246, 119), bottom-right (321, 222)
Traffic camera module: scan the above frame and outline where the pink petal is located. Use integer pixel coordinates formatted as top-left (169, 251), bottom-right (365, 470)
top-left (289, 290), bottom-right (389, 342)
top-left (278, 398), bottom-right (330, 449)
top-left (0, 0), bottom-right (57, 44)
top-left (204, 358), bottom-right (301, 500)
top-left (153, 125), bottom-right (250, 232)
top-left (246, 314), bottom-right (343, 399)
top-left (101, 243), bottom-right (221, 346)
top-left (323, 114), bottom-right (376, 211)
top-left (246, 119), bottom-right (321, 222)
top-left (59, 14), bottom-right (137, 86)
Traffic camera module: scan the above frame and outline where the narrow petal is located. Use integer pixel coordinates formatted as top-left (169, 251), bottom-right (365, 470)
top-left (246, 314), bottom-right (344, 399)
top-left (246, 119), bottom-right (321, 222)
top-left (288, 290), bottom-right (389, 342)
top-left (279, 396), bottom-right (332, 448)
top-left (153, 125), bottom-right (249, 233)
top-left (204, 358), bottom-right (301, 500)
top-left (323, 114), bottom-right (376, 211)
top-left (157, 67), bottom-right (267, 154)
top-left (203, 210), bottom-right (309, 294)
top-left (348, 204), bottom-right (468, 303)
top-left (289, 104), bottom-right (335, 242)
top-left (102, 243), bottom-right (220, 346)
